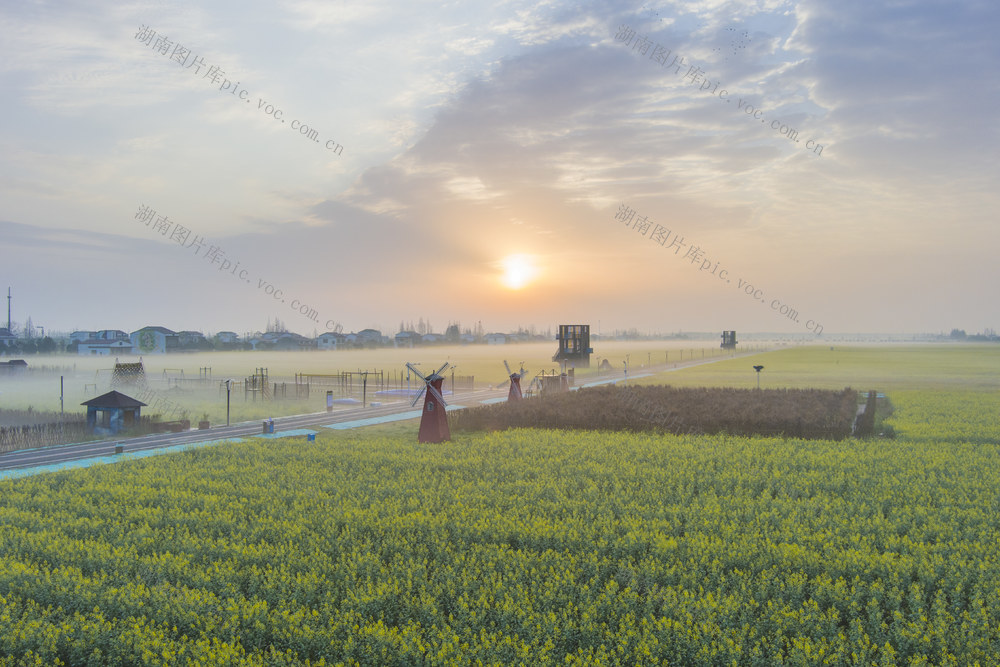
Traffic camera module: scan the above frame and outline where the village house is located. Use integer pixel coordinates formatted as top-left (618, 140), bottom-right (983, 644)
top-left (130, 326), bottom-right (180, 354)
top-left (215, 331), bottom-right (240, 345)
top-left (78, 339), bottom-right (134, 356)
top-left (0, 327), bottom-right (17, 349)
top-left (356, 329), bottom-right (386, 346)
top-left (316, 332), bottom-right (346, 350)
top-left (394, 331), bottom-right (421, 348)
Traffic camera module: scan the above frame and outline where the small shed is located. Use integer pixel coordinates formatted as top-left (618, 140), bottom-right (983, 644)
top-left (81, 390), bottom-right (147, 435)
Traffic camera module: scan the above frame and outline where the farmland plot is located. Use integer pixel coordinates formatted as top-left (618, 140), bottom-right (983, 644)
top-left (1, 420), bottom-right (999, 664)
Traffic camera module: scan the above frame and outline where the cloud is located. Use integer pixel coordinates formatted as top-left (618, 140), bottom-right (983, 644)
top-left (0, 0), bottom-right (997, 334)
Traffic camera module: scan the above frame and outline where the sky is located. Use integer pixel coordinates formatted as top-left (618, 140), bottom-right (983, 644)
top-left (1, 0), bottom-right (997, 338)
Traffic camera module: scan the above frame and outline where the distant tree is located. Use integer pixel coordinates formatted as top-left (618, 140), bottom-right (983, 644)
top-left (418, 318), bottom-right (427, 335)
top-left (950, 329), bottom-right (967, 339)
top-left (38, 337), bottom-right (57, 354)
top-left (445, 323), bottom-right (460, 342)
top-left (266, 317), bottom-right (288, 334)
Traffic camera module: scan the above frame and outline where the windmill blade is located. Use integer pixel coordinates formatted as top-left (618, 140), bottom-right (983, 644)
top-left (435, 361), bottom-right (451, 376)
top-left (427, 384), bottom-right (448, 407)
top-left (410, 386), bottom-right (426, 407)
top-left (504, 360), bottom-right (512, 376)
top-left (406, 362), bottom-right (428, 382)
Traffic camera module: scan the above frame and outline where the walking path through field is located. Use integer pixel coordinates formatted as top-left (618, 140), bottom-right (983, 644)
top-left (0, 350), bottom-right (760, 479)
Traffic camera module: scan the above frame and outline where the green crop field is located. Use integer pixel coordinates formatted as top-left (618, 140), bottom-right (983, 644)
top-left (0, 345), bottom-right (998, 665)
top-left (636, 343), bottom-right (1000, 392)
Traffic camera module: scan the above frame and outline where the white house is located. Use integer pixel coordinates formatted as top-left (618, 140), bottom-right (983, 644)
top-left (215, 331), bottom-right (239, 345)
top-left (130, 326), bottom-right (179, 354)
top-left (357, 328), bottom-right (385, 345)
top-left (176, 331), bottom-right (208, 349)
top-left (394, 331), bottom-right (420, 348)
top-left (78, 340), bottom-right (134, 356)
top-left (422, 333), bottom-right (443, 344)
top-left (249, 331), bottom-right (312, 351)
top-left (316, 332), bottom-right (346, 350)
top-left (486, 333), bottom-right (507, 345)
top-left (93, 329), bottom-right (129, 341)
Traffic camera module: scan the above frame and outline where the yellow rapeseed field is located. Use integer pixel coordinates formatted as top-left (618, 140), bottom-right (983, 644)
top-left (0, 344), bottom-right (998, 664)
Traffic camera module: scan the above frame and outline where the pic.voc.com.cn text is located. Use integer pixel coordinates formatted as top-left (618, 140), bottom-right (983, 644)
top-left (613, 203), bottom-right (824, 335)
top-left (134, 204), bottom-right (340, 331)
top-left (134, 25), bottom-right (344, 156)
top-left (615, 24), bottom-right (824, 157)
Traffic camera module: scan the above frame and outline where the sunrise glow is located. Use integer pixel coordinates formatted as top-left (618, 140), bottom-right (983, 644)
top-left (500, 254), bottom-right (539, 290)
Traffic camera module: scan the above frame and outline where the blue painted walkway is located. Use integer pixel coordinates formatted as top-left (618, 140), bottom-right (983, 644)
top-left (1, 407), bottom-right (468, 480)
top-left (0, 436), bottom-right (248, 481)
top-left (580, 373), bottom-right (653, 387)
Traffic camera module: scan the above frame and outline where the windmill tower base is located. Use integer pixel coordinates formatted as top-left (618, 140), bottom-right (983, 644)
top-left (418, 377), bottom-right (450, 443)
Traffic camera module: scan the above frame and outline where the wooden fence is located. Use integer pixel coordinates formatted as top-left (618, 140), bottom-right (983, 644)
top-left (0, 420), bottom-right (90, 454)
top-left (0, 416), bottom-right (174, 454)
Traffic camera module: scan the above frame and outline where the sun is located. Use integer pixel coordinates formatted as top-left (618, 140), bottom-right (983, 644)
top-left (500, 254), bottom-right (539, 290)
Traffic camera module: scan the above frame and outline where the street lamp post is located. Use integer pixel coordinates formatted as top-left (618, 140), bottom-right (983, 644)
top-left (225, 379), bottom-right (232, 426)
top-left (406, 362), bottom-right (419, 396)
top-left (753, 365), bottom-right (764, 390)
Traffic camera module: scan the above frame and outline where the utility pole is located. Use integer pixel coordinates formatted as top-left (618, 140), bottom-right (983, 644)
top-left (6, 287), bottom-right (10, 332)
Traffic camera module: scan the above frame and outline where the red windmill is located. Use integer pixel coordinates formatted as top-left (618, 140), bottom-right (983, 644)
top-left (406, 361), bottom-right (451, 443)
top-left (503, 360), bottom-right (529, 401)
